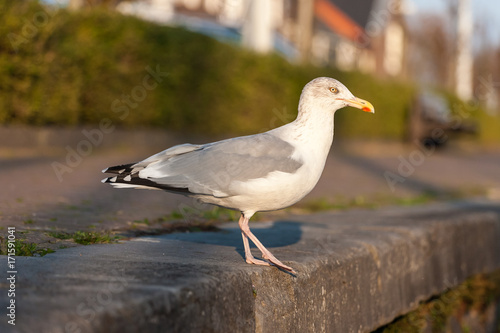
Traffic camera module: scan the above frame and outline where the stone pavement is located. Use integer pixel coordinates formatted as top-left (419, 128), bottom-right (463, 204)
top-left (0, 200), bottom-right (499, 332)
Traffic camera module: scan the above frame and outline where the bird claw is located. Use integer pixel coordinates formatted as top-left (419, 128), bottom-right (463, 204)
top-left (246, 256), bottom-right (296, 274)
top-left (268, 259), bottom-right (297, 274)
top-left (262, 254), bottom-right (296, 274)
top-left (246, 257), bottom-right (271, 266)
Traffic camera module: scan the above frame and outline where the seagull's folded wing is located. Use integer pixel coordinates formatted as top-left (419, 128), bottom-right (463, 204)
top-left (136, 133), bottom-right (303, 197)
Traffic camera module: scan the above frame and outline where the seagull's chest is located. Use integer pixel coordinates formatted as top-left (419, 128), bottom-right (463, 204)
top-left (292, 142), bottom-right (331, 191)
top-left (224, 136), bottom-right (332, 212)
top-left (222, 168), bottom-right (315, 213)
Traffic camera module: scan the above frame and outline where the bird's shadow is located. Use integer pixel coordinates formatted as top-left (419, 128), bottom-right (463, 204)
top-left (162, 220), bottom-right (303, 260)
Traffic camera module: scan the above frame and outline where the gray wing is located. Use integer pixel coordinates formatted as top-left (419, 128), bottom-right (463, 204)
top-left (135, 133), bottom-right (303, 197)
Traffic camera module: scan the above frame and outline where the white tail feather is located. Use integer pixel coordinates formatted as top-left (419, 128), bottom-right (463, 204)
top-left (108, 183), bottom-right (161, 190)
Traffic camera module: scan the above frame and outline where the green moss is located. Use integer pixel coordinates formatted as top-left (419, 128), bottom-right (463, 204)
top-left (375, 270), bottom-right (500, 333)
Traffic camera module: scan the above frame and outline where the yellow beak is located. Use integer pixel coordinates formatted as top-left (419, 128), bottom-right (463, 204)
top-left (338, 97), bottom-right (375, 113)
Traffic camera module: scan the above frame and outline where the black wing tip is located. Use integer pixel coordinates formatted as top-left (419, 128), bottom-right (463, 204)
top-left (102, 163), bottom-right (136, 174)
top-left (101, 176), bottom-right (116, 184)
top-left (102, 173), bottom-right (193, 194)
top-left (125, 176), bottom-right (193, 194)
top-left (101, 166), bottom-right (193, 195)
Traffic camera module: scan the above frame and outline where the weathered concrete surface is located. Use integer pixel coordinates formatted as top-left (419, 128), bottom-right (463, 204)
top-left (1, 200), bottom-right (499, 333)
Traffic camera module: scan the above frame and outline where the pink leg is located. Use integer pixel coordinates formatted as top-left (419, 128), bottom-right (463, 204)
top-left (238, 214), bottom-right (296, 274)
top-left (238, 215), bottom-right (269, 266)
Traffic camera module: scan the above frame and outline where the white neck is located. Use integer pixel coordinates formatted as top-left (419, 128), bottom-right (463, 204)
top-left (270, 100), bottom-right (336, 164)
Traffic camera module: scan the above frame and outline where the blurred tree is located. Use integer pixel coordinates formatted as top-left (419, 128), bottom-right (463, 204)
top-left (474, 45), bottom-right (499, 114)
top-left (407, 14), bottom-right (454, 89)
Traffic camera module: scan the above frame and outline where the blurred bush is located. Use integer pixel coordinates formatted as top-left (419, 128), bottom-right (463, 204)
top-left (442, 91), bottom-right (500, 144)
top-left (0, 0), bottom-right (417, 139)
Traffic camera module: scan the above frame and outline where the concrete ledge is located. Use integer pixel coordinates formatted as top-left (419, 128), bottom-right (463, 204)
top-left (1, 200), bottom-right (500, 333)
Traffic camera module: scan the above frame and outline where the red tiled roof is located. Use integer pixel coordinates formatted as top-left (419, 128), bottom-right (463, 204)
top-left (314, 0), bottom-right (365, 42)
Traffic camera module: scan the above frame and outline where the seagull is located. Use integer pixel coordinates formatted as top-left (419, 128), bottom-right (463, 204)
top-left (102, 77), bottom-right (374, 274)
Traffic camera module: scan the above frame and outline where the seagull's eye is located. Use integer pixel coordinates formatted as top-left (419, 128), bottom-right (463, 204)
top-left (329, 87), bottom-right (339, 94)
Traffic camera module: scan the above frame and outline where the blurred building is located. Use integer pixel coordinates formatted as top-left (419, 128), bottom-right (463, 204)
top-left (71, 0), bottom-right (410, 78)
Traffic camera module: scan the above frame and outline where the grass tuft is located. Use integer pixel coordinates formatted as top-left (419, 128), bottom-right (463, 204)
top-left (47, 230), bottom-right (121, 245)
top-left (71, 231), bottom-right (119, 245)
top-left (0, 239), bottom-right (55, 257)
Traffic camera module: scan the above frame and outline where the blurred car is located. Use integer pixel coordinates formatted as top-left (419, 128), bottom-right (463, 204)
top-left (408, 89), bottom-right (477, 147)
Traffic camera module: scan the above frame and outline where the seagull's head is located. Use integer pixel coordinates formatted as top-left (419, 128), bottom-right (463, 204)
top-left (300, 77), bottom-right (375, 114)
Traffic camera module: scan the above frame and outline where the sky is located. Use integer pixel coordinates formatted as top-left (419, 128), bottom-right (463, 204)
top-left (411, 0), bottom-right (500, 47)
